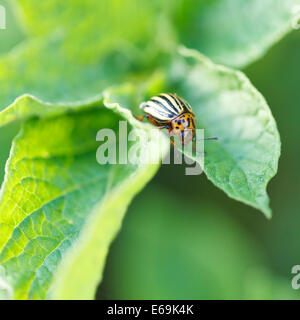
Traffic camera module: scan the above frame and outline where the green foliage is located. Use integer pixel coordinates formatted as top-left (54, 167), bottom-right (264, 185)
top-left (245, 30), bottom-right (300, 278)
top-left (0, 0), bottom-right (294, 299)
top-left (167, 48), bottom-right (280, 217)
top-left (0, 0), bottom-right (25, 55)
top-left (0, 91), bottom-right (167, 299)
top-left (171, 0), bottom-right (300, 67)
top-left (17, 0), bottom-right (300, 68)
top-left (99, 187), bottom-right (298, 299)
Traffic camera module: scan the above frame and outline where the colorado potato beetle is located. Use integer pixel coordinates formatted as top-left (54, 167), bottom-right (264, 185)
top-left (138, 93), bottom-right (217, 148)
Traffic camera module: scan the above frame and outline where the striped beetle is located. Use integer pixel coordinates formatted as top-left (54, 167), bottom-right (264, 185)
top-left (138, 93), bottom-right (217, 148)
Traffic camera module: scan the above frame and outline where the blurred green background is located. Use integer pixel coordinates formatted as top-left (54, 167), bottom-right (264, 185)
top-left (0, 1), bottom-right (299, 299)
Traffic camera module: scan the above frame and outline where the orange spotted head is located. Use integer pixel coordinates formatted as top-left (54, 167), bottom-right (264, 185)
top-left (170, 112), bottom-right (196, 145)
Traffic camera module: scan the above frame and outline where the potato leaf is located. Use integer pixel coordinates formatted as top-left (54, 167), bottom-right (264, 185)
top-left (0, 32), bottom-right (143, 111)
top-left (166, 47), bottom-right (280, 217)
top-left (0, 87), bottom-right (168, 299)
top-left (15, 0), bottom-right (300, 70)
top-left (171, 0), bottom-right (300, 67)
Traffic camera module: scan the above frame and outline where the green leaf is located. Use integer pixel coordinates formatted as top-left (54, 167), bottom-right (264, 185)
top-left (0, 0), bottom-right (169, 298)
top-left (17, 0), bottom-right (158, 40)
top-left (0, 32), bottom-right (141, 111)
top-left (0, 122), bottom-right (20, 183)
top-left (0, 94), bottom-right (102, 128)
top-left (166, 47), bottom-right (280, 217)
top-left (0, 87), bottom-right (168, 299)
top-left (171, 0), bottom-right (300, 67)
top-left (15, 0), bottom-right (300, 72)
top-left (168, 0), bottom-right (300, 68)
top-left (0, 0), bottom-right (170, 112)
top-left (1, 0), bottom-right (297, 114)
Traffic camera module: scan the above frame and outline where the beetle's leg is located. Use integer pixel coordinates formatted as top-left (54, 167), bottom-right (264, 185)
top-left (136, 115), bottom-right (145, 121)
top-left (193, 144), bottom-right (206, 155)
top-left (192, 141), bottom-right (196, 153)
top-left (138, 115), bottom-right (170, 130)
top-left (193, 134), bottom-right (206, 155)
top-left (136, 114), bottom-right (152, 122)
top-left (147, 116), bottom-right (162, 127)
top-left (169, 137), bottom-right (175, 148)
top-left (165, 127), bottom-right (175, 148)
top-left (192, 142), bottom-right (205, 154)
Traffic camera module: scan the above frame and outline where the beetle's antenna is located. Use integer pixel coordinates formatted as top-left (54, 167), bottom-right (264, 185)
top-left (193, 136), bottom-right (218, 155)
top-left (203, 137), bottom-right (218, 141)
top-left (193, 135), bottom-right (218, 141)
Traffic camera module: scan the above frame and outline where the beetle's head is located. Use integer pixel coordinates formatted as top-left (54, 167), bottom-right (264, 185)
top-left (171, 112), bottom-right (196, 145)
